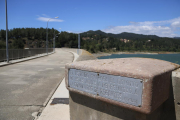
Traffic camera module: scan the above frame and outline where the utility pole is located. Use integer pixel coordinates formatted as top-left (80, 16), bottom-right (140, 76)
top-left (53, 30), bottom-right (56, 52)
top-left (5, 0), bottom-right (9, 63)
top-left (46, 22), bottom-right (48, 55)
top-left (78, 34), bottom-right (80, 55)
top-left (46, 17), bottom-right (58, 55)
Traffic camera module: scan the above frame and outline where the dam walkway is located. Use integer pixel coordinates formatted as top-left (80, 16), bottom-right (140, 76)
top-left (0, 48), bottom-right (82, 120)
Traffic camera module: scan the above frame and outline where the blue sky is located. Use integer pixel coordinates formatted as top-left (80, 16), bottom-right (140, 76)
top-left (0, 0), bottom-right (180, 37)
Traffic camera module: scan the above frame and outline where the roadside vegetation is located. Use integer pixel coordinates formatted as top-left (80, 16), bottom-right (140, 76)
top-left (0, 28), bottom-right (180, 53)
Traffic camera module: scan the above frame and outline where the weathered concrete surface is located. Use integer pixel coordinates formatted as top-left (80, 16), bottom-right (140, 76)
top-left (172, 68), bottom-right (180, 120)
top-left (0, 48), bottom-right (74, 120)
top-left (69, 79), bottom-right (177, 120)
top-left (66, 58), bottom-right (179, 114)
top-left (66, 58), bottom-right (180, 120)
top-left (69, 91), bottom-right (169, 120)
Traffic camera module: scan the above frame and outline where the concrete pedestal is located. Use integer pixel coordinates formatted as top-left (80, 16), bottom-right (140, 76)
top-left (65, 58), bottom-right (180, 120)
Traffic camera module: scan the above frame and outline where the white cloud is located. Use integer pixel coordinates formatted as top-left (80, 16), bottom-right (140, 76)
top-left (103, 17), bottom-right (180, 37)
top-left (59, 28), bottom-right (61, 29)
top-left (67, 31), bottom-right (73, 33)
top-left (67, 31), bottom-right (84, 34)
top-left (171, 21), bottom-right (180, 28)
top-left (37, 15), bottom-right (64, 22)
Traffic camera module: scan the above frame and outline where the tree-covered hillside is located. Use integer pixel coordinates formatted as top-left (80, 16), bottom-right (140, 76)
top-left (0, 28), bottom-right (180, 53)
top-left (0, 28), bottom-right (59, 49)
top-left (80, 30), bottom-right (180, 53)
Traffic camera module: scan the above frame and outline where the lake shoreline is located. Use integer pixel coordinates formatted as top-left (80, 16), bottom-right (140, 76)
top-left (93, 51), bottom-right (180, 58)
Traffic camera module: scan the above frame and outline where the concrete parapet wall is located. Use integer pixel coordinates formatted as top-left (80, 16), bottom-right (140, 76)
top-left (69, 91), bottom-right (172, 120)
top-left (68, 77), bottom-right (178, 120)
top-left (66, 58), bottom-right (180, 120)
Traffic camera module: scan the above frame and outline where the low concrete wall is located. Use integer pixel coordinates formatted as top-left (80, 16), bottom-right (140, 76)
top-left (65, 50), bottom-right (180, 120)
top-left (69, 91), bottom-right (169, 120)
top-left (172, 68), bottom-right (180, 120)
top-left (69, 75), bottom-right (178, 120)
top-left (66, 57), bottom-right (180, 120)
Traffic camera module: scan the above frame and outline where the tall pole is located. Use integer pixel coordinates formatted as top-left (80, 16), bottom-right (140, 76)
top-left (5, 0), bottom-right (9, 63)
top-left (78, 34), bottom-right (80, 55)
top-left (78, 34), bottom-right (80, 49)
top-left (46, 17), bottom-right (59, 55)
top-left (46, 22), bottom-right (48, 55)
top-left (54, 34), bottom-right (56, 52)
top-left (53, 30), bottom-right (56, 52)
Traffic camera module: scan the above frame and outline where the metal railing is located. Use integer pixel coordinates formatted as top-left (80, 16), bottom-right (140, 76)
top-left (0, 48), bottom-right (53, 62)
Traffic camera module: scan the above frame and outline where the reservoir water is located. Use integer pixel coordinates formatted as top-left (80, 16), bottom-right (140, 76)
top-left (98, 54), bottom-right (180, 65)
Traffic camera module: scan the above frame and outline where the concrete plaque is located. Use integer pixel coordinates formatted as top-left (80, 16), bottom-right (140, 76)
top-left (68, 69), bottom-right (143, 107)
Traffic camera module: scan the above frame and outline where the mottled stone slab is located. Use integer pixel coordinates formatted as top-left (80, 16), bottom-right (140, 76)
top-left (65, 58), bottom-right (179, 114)
top-left (68, 69), bottom-right (143, 107)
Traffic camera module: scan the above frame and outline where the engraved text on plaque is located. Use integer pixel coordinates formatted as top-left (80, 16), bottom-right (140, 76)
top-left (68, 69), bottom-right (143, 107)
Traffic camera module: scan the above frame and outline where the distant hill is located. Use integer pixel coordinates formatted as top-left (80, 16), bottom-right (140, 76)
top-left (81, 30), bottom-right (160, 40)
top-left (79, 30), bottom-right (180, 53)
top-left (174, 37), bottom-right (180, 39)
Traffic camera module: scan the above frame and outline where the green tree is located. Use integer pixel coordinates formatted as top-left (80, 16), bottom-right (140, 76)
top-left (12, 38), bottom-right (24, 49)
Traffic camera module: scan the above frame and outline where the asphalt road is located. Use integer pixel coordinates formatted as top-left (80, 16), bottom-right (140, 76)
top-left (0, 49), bottom-right (74, 120)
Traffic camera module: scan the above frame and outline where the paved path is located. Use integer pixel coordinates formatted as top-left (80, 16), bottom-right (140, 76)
top-left (36, 50), bottom-right (79, 120)
top-left (36, 49), bottom-right (96, 120)
top-left (0, 48), bottom-right (75, 120)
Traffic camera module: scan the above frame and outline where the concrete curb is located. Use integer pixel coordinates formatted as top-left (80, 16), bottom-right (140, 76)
top-left (42, 50), bottom-right (80, 105)
top-left (36, 49), bottom-right (80, 120)
top-left (40, 50), bottom-right (79, 110)
top-left (68, 51), bottom-right (80, 62)
top-left (0, 52), bottom-right (55, 67)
